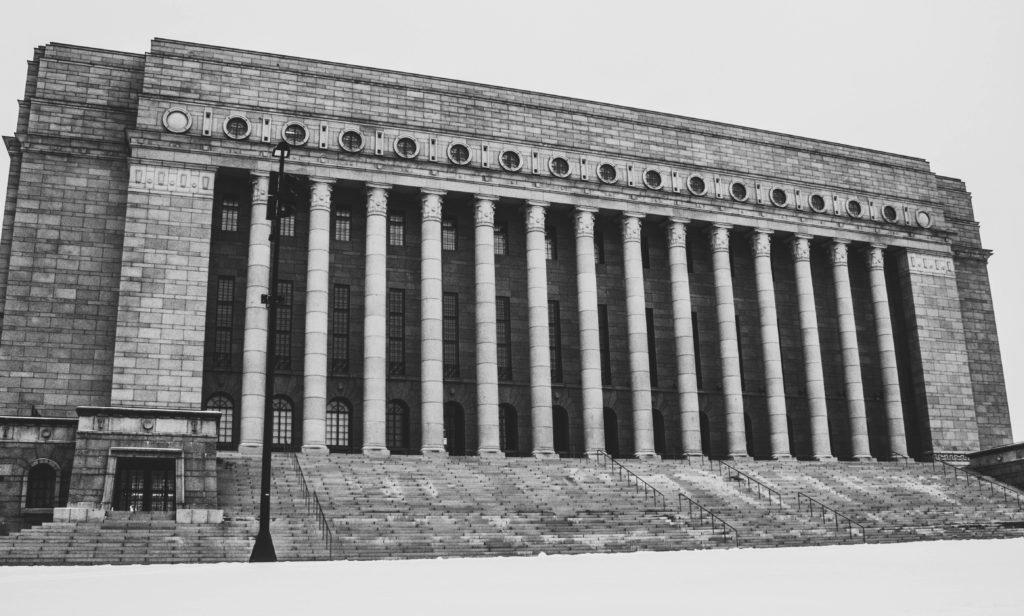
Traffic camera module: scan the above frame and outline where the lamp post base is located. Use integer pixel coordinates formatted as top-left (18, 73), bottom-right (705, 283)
top-left (250, 528), bottom-right (277, 562)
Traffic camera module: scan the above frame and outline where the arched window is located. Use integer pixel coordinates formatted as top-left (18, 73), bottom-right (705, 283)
top-left (443, 402), bottom-right (466, 456)
top-left (652, 409), bottom-right (666, 456)
top-left (204, 393), bottom-right (234, 445)
top-left (386, 400), bottom-right (408, 453)
top-left (272, 396), bottom-right (293, 447)
top-left (25, 461), bottom-right (58, 509)
top-left (552, 406), bottom-right (570, 456)
top-left (499, 404), bottom-right (518, 455)
top-left (326, 398), bottom-right (351, 449)
top-left (603, 408), bottom-right (619, 458)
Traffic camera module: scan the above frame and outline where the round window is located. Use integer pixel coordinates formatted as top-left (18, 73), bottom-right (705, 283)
top-left (687, 175), bottom-right (707, 195)
top-left (162, 107), bottom-right (192, 133)
top-left (846, 199), bottom-right (863, 218)
top-left (283, 123), bottom-right (308, 146)
top-left (395, 136), bottom-right (419, 159)
top-left (643, 169), bottom-right (663, 190)
top-left (916, 210), bottom-right (933, 228)
top-left (447, 142), bottom-right (471, 165)
top-left (881, 205), bottom-right (899, 223)
top-left (340, 130), bottom-right (364, 153)
top-left (597, 163), bottom-right (617, 184)
top-left (730, 182), bottom-right (748, 202)
top-left (549, 156), bottom-right (570, 178)
top-left (499, 149), bottom-right (523, 172)
top-left (770, 188), bottom-right (788, 206)
top-left (224, 116), bottom-right (250, 140)
top-left (809, 194), bottom-right (827, 212)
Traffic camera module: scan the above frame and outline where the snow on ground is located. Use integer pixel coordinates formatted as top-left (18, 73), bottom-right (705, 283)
top-left (2, 539), bottom-right (1021, 615)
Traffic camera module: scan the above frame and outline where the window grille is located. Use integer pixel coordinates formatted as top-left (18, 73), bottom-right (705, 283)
top-left (272, 397), bottom-right (293, 446)
top-left (219, 196), bottom-right (239, 232)
top-left (549, 300), bottom-right (563, 383)
top-left (274, 281), bottom-right (293, 370)
top-left (442, 217), bottom-right (457, 251)
top-left (331, 285), bottom-right (350, 374)
top-left (205, 394), bottom-right (234, 444)
top-left (334, 207), bottom-right (351, 242)
top-left (388, 212), bottom-right (405, 246)
top-left (386, 401), bottom-right (407, 451)
top-left (494, 221), bottom-right (508, 255)
top-left (545, 227), bottom-right (557, 260)
top-left (279, 215), bottom-right (295, 237)
top-left (443, 292), bottom-right (459, 378)
top-left (496, 296), bottom-right (512, 381)
top-left (387, 289), bottom-right (406, 376)
top-left (326, 399), bottom-right (351, 448)
top-left (599, 304), bottom-right (611, 384)
top-left (213, 277), bottom-right (234, 369)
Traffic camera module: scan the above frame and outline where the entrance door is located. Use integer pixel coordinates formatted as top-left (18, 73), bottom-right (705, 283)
top-left (552, 406), bottom-right (570, 456)
top-left (443, 402), bottom-right (466, 456)
top-left (603, 408), bottom-right (619, 458)
top-left (113, 458), bottom-right (176, 512)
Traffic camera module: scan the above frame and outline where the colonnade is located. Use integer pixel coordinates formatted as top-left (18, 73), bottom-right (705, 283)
top-left (236, 175), bottom-right (910, 460)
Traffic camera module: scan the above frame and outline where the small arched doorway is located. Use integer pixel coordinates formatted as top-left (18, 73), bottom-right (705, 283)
top-left (386, 400), bottom-right (409, 454)
top-left (444, 401), bottom-right (466, 456)
top-left (553, 406), bottom-right (570, 456)
top-left (699, 411), bottom-right (711, 456)
top-left (603, 408), bottom-right (619, 458)
top-left (326, 398), bottom-right (353, 451)
top-left (652, 409), bottom-right (666, 456)
top-left (499, 404), bottom-right (518, 455)
top-left (25, 461), bottom-right (58, 509)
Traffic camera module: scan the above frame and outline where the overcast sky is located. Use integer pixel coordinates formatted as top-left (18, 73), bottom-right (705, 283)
top-left (1, 0), bottom-right (1021, 441)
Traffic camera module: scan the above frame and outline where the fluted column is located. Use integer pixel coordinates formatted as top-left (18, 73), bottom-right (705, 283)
top-left (622, 213), bottom-right (657, 459)
top-left (474, 196), bottom-right (503, 457)
top-left (867, 245), bottom-right (908, 459)
top-left (791, 235), bottom-right (833, 460)
top-left (420, 190), bottom-right (446, 456)
top-left (710, 224), bottom-right (747, 459)
top-left (574, 207), bottom-right (605, 456)
top-left (668, 218), bottom-right (702, 457)
top-left (751, 229), bottom-right (791, 460)
top-left (239, 172), bottom-right (271, 453)
top-left (301, 177), bottom-right (333, 454)
top-left (362, 184), bottom-right (391, 457)
top-left (525, 201), bottom-right (557, 459)
top-left (831, 240), bottom-right (873, 460)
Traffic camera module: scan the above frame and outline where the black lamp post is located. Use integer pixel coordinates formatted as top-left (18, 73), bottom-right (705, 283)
top-left (250, 139), bottom-right (291, 562)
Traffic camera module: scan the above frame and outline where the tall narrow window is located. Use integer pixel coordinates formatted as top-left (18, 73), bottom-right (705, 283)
top-left (496, 296), bottom-right (512, 381)
top-left (545, 227), bottom-right (557, 260)
top-left (214, 277), bottom-right (234, 369)
top-left (326, 399), bottom-right (351, 449)
top-left (641, 231), bottom-right (651, 269)
top-left (598, 304), bottom-right (611, 385)
top-left (388, 212), bottom-right (405, 246)
top-left (548, 300), bottom-right (563, 383)
top-left (386, 401), bottom-right (408, 451)
top-left (443, 292), bottom-right (460, 377)
top-left (279, 215), bottom-right (295, 237)
top-left (272, 396), bottom-right (293, 446)
top-left (494, 221), bottom-right (508, 256)
top-left (736, 315), bottom-right (746, 391)
top-left (646, 308), bottom-right (658, 387)
top-left (692, 312), bottom-right (703, 390)
top-left (334, 207), bottom-right (351, 242)
top-left (274, 281), bottom-right (293, 370)
top-left (387, 289), bottom-right (406, 375)
top-left (442, 217), bottom-right (457, 251)
top-left (219, 195), bottom-right (239, 232)
top-left (205, 394), bottom-right (234, 445)
top-left (331, 284), bottom-right (350, 374)
top-left (594, 228), bottom-right (605, 265)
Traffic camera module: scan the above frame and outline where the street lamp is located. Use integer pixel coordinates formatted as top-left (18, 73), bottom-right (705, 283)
top-left (250, 140), bottom-right (291, 562)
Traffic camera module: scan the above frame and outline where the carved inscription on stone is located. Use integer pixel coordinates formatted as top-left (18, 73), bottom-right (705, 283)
top-left (129, 164), bottom-right (215, 197)
top-left (908, 252), bottom-right (956, 277)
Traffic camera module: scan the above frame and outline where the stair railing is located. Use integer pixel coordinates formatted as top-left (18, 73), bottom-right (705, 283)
top-left (703, 459), bottom-right (783, 509)
top-left (933, 459), bottom-right (1023, 509)
top-left (291, 454), bottom-right (335, 559)
top-left (589, 450), bottom-right (668, 509)
top-left (677, 493), bottom-right (739, 545)
top-left (796, 492), bottom-right (865, 543)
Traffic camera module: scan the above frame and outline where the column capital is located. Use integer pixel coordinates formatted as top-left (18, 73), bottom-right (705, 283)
top-left (474, 199), bottom-right (495, 227)
top-left (365, 185), bottom-right (390, 217)
top-left (621, 212), bottom-right (643, 243)
top-left (251, 170), bottom-right (271, 179)
top-left (525, 201), bottom-right (548, 232)
top-left (421, 190), bottom-right (444, 222)
top-left (830, 239), bottom-right (849, 266)
top-left (310, 178), bottom-right (333, 211)
top-left (750, 228), bottom-right (772, 258)
top-left (474, 193), bottom-right (499, 203)
top-left (574, 208), bottom-right (596, 237)
top-left (251, 174), bottom-right (269, 201)
top-left (709, 223), bottom-right (731, 253)
top-left (667, 218), bottom-right (688, 248)
top-left (789, 234), bottom-right (812, 262)
top-left (866, 243), bottom-right (886, 269)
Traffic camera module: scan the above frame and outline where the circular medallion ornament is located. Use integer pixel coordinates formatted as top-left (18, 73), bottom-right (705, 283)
top-left (730, 182), bottom-right (748, 202)
top-left (687, 175), bottom-right (707, 196)
top-left (223, 115), bottom-right (251, 140)
top-left (447, 142), bottom-right (471, 165)
top-left (162, 107), bottom-right (192, 133)
top-left (882, 205), bottom-right (899, 223)
top-left (770, 188), bottom-right (788, 207)
top-left (394, 136), bottom-right (419, 159)
top-left (141, 418), bottom-right (155, 432)
top-left (846, 199), bottom-right (863, 218)
top-left (597, 163), bottom-right (618, 184)
top-left (916, 210), bottom-right (933, 228)
top-left (642, 169), bottom-right (663, 190)
top-left (809, 194), bottom-right (828, 212)
top-left (282, 122), bottom-right (309, 146)
top-left (499, 149), bottom-right (523, 172)
top-left (40, 428), bottom-right (52, 440)
top-left (548, 156), bottom-right (571, 178)
top-left (340, 130), bottom-right (364, 153)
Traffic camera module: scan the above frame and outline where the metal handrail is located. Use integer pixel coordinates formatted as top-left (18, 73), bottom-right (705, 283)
top-left (677, 492), bottom-right (739, 545)
top-left (589, 450), bottom-right (668, 509)
top-left (796, 492), bottom-right (865, 542)
top-left (933, 459), bottom-right (1023, 509)
top-left (703, 459), bottom-right (784, 509)
top-left (291, 454), bottom-right (335, 559)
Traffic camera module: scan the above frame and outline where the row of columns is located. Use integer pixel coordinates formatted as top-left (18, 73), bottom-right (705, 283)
top-left (236, 175), bottom-right (908, 460)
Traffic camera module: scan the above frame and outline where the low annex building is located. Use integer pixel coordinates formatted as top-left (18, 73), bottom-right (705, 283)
top-left (0, 39), bottom-right (1013, 532)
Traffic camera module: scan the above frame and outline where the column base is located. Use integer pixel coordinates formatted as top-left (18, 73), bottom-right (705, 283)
top-left (680, 452), bottom-right (706, 461)
top-left (362, 446), bottom-right (391, 458)
top-left (634, 451), bottom-right (661, 461)
top-left (770, 454), bottom-right (795, 461)
top-left (810, 455), bottom-right (836, 462)
top-left (300, 445), bottom-right (330, 456)
top-left (852, 455), bottom-right (876, 462)
top-left (532, 449), bottom-right (559, 460)
top-left (477, 448), bottom-right (505, 458)
top-left (725, 453), bottom-right (751, 461)
top-left (888, 453), bottom-right (911, 462)
top-left (237, 443), bottom-right (263, 456)
top-left (421, 447), bottom-right (448, 457)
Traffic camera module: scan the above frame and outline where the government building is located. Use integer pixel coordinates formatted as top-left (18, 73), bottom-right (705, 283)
top-left (0, 40), bottom-right (1016, 548)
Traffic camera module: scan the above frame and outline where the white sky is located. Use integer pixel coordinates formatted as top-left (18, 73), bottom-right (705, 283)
top-left (1, 538), bottom-right (1022, 615)
top-left (1, 0), bottom-right (1021, 440)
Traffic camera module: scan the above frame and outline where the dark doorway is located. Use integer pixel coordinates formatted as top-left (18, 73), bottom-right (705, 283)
top-left (744, 413), bottom-right (754, 457)
top-left (443, 402), bottom-right (466, 456)
top-left (499, 404), bottom-right (518, 455)
top-left (699, 411), bottom-right (711, 456)
top-left (652, 409), bottom-right (666, 456)
top-left (553, 406), bottom-right (570, 456)
top-left (113, 458), bottom-right (175, 512)
top-left (603, 408), bottom-right (619, 458)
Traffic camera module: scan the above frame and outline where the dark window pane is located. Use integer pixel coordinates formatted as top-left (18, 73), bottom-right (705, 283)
top-left (549, 300), bottom-right (562, 383)
top-left (443, 292), bottom-right (459, 378)
top-left (334, 207), bottom-right (351, 242)
top-left (331, 285), bottom-right (350, 374)
top-left (442, 217), bottom-right (457, 251)
top-left (497, 296), bottom-right (512, 381)
top-left (599, 304), bottom-right (611, 384)
top-left (387, 289), bottom-right (405, 375)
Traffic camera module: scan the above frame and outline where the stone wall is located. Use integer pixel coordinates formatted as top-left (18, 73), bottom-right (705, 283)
top-left (0, 416), bottom-right (76, 533)
top-left (969, 443), bottom-right (1024, 490)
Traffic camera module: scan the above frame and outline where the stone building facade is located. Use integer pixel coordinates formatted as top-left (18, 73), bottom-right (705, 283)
top-left (0, 39), bottom-right (1013, 529)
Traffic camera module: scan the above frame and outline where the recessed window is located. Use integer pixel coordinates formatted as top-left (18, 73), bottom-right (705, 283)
top-left (447, 142), bottom-right (471, 165)
top-left (394, 136), bottom-right (419, 159)
top-left (443, 293), bottom-right (460, 378)
top-left (274, 281), bottom-right (293, 370)
top-left (770, 188), bottom-right (788, 206)
top-left (730, 182), bottom-right (748, 202)
top-left (219, 196), bottom-right (239, 232)
top-left (809, 194), bottom-right (827, 212)
top-left (881, 205), bottom-right (899, 223)
top-left (496, 296), bottom-right (512, 381)
top-left (205, 394), bottom-right (234, 445)
top-left (388, 212), bottom-right (405, 246)
top-left (598, 163), bottom-right (618, 184)
top-left (642, 169), bottom-right (663, 190)
top-left (386, 401), bottom-right (408, 451)
top-left (224, 116), bottom-right (250, 140)
top-left (326, 399), bottom-right (351, 449)
top-left (272, 396), bottom-right (293, 446)
top-left (213, 277), bottom-right (235, 369)
top-left (334, 207), bottom-right (351, 242)
top-left (499, 149), bottom-right (523, 172)
top-left (340, 130), bottom-right (364, 153)
top-left (331, 284), bottom-right (351, 374)
top-left (494, 221), bottom-right (508, 255)
top-left (279, 215), bottom-right (295, 237)
top-left (387, 289), bottom-right (406, 376)
top-left (442, 217), bottom-right (457, 251)
top-left (549, 156), bottom-right (570, 178)
top-left (687, 175), bottom-right (707, 196)
top-left (846, 200), bottom-right (863, 218)
top-left (282, 122), bottom-right (308, 146)
top-left (545, 227), bottom-right (557, 260)
top-left (162, 107), bottom-right (192, 133)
